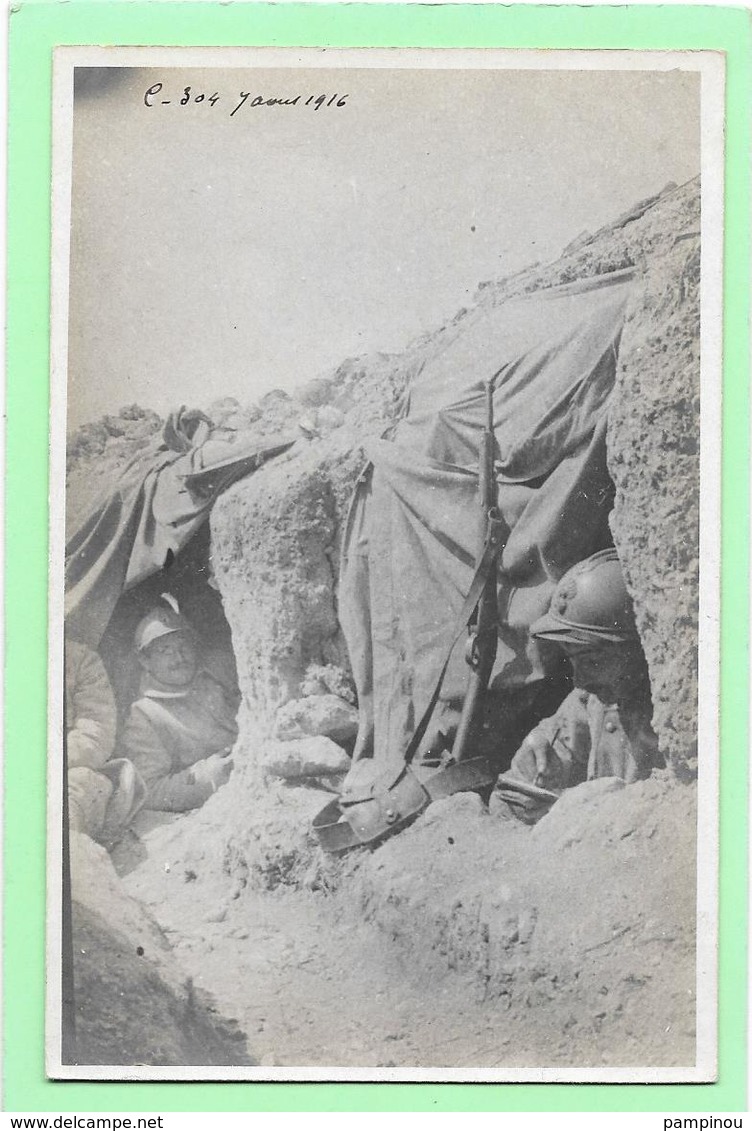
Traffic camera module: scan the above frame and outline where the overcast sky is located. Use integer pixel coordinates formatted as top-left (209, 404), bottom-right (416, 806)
top-left (66, 61), bottom-right (700, 428)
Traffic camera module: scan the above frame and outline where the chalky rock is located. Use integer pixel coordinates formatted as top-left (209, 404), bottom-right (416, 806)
top-left (300, 663), bottom-right (356, 704)
top-left (206, 396), bottom-right (242, 426)
top-left (274, 694), bottom-right (359, 744)
top-left (298, 376), bottom-right (335, 407)
top-left (262, 736), bottom-right (351, 780)
top-left (315, 405), bottom-right (345, 434)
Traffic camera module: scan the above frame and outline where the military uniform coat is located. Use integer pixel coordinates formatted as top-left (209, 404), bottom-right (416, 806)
top-left (526, 687), bottom-right (661, 785)
top-left (122, 671), bottom-right (239, 811)
top-left (65, 639), bottom-right (117, 770)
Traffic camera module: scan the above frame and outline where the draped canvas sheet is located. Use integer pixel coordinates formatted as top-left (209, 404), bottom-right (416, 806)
top-left (339, 270), bottom-right (634, 772)
top-left (65, 411), bottom-right (294, 647)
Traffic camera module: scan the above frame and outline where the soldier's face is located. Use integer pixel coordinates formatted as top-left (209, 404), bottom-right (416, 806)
top-left (564, 643), bottom-right (641, 703)
top-left (141, 631), bottom-right (198, 688)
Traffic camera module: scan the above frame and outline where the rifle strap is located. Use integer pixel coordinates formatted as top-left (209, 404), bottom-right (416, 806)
top-left (402, 510), bottom-right (507, 766)
top-left (312, 513), bottom-right (507, 855)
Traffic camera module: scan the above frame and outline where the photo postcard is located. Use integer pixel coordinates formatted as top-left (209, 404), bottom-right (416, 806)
top-left (46, 44), bottom-right (723, 1083)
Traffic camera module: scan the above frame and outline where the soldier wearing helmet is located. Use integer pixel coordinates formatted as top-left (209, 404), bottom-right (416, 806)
top-left (500, 549), bottom-right (662, 816)
top-left (120, 601), bottom-right (239, 812)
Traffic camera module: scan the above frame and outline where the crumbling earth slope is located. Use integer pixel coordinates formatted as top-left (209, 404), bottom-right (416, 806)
top-left (72, 902), bottom-right (252, 1067)
top-left (68, 831), bottom-right (253, 1067)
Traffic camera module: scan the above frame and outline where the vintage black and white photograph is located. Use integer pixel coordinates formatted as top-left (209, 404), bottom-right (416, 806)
top-left (48, 47), bottom-right (722, 1081)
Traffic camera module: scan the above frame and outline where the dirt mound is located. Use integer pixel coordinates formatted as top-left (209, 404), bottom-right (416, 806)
top-left (120, 775), bottom-right (335, 901)
top-left (71, 902), bottom-right (253, 1067)
top-left (67, 832), bottom-right (254, 1068)
top-left (351, 774), bottom-right (696, 1066)
top-left (119, 773), bottom-right (695, 1069)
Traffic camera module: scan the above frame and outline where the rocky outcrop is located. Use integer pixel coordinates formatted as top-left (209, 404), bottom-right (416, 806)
top-left (262, 736), bottom-right (351, 780)
top-left (274, 694), bottom-right (359, 744)
top-left (608, 227), bottom-right (701, 770)
top-left (210, 433), bottom-right (365, 734)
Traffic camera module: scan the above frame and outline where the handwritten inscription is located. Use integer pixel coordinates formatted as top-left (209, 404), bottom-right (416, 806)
top-left (144, 83), bottom-right (349, 117)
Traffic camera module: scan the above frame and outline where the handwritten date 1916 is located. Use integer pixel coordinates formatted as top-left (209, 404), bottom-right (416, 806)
top-left (144, 84), bottom-right (349, 116)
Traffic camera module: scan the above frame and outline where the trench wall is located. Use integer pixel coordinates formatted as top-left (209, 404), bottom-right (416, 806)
top-left (211, 179), bottom-right (701, 774)
top-left (608, 234), bottom-right (701, 769)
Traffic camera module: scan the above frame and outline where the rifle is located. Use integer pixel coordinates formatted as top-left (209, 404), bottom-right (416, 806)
top-left (451, 375), bottom-right (503, 764)
top-left (312, 373), bottom-right (508, 853)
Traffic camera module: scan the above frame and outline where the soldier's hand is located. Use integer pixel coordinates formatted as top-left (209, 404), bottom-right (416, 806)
top-left (509, 733), bottom-right (570, 791)
top-left (494, 734), bottom-right (565, 825)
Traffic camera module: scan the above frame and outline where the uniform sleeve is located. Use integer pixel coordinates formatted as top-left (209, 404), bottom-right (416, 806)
top-left (523, 689), bottom-right (592, 784)
top-left (120, 704), bottom-right (213, 812)
top-left (66, 645), bottom-right (117, 771)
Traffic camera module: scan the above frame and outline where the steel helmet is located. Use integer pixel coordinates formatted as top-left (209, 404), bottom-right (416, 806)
top-left (530, 548), bottom-right (639, 646)
top-left (133, 603), bottom-right (193, 653)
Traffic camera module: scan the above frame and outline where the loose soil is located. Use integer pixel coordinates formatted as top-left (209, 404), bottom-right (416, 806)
top-left (116, 774), bottom-right (696, 1071)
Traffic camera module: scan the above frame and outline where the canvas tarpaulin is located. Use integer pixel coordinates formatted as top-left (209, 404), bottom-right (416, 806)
top-left (65, 408), bottom-right (294, 647)
top-left (339, 269), bottom-right (634, 774)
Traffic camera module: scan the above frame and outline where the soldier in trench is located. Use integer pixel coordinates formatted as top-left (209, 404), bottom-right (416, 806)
top-left (66, 635), bottom-right (146, 845)
top-left (120, 603), bottom-right (239, 812)
top-left (499, 548), bottom-right (664, 821)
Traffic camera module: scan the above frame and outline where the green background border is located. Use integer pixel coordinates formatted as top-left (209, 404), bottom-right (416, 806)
top-left (5, 1), bottom-right (750, 1113)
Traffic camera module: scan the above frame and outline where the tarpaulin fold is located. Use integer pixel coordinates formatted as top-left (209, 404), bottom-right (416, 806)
top-left (65, 409), bottom-right (294, 647)
top-left (339, 270), bottom-right (634, 772)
